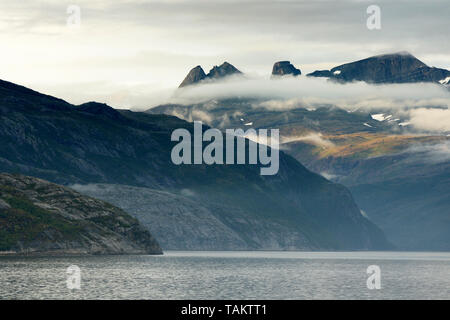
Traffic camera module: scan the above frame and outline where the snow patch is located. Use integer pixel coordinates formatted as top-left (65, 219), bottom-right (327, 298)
top-left (371, 114), bottom-right (392, 121)
top-left (371, 114), bottom-right (385, 121)
top-left (438, 77), bottom-right (450, 85)
top-left (333, 70), bottom-right (341, 75)
top-left (363, 123), bottom-right (373, 128)
top-left (360, 210), bottom-right (369, 218)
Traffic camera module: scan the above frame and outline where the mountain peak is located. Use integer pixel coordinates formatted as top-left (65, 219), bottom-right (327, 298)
top-left (272, 61), bottom-right (301, 77)
top-left (178, 62), bottom-right (242, 87)
top-left (307, 51), bottom-right (449, 84)
top-left (179, 65), bottom-right (207, 87)
top-left (207, 61), bottom-right (242, 79)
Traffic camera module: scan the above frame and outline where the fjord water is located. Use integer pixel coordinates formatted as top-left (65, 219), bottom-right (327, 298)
top-left (0, 251), bottom-right (449, 300)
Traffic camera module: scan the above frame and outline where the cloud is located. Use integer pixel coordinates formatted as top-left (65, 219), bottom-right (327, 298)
top-left (217, 111), bottom-right (243, 127)
top-left (165, 109), bottom-right (214, 125)
top-left (281, 133), bottom-right (335, 148)
top-left (258, 98), bottom-right (312, 111)
top-left (161, 75), bottom-right (450, 133)
top-left (405, 141), bottom-right (450, 164)
top-left (168, 75), bottom-right (450, 110)
top-left (70, 183), bottom-right (105, 194)
top-left (320, 172), bottom-right (341, 181)
top-left (156, 73), bottom-right (450, 133)
top-left (181, 77), bottom-right (448, 106)
top-left (180, 188), bottom-right (196, 197)
top-left (408, 108), bottom-right (450, 132)
top-left (191, 110), bottom-right (213, 124)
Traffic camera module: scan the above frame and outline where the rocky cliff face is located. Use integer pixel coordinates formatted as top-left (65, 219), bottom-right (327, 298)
top-left (71, 184), bottom-right (319, 250)
top-left (207, 62), bottom-right (242, 79)
top-left (179, 66), bottom-right (207, 87)
top-left (179, 62), bottom-right (242, 87)
top-left (0, 173), bottom-right (162, 255)
top-left (272, 61), bottom-right (301, 77)
top-left (307, 52), bottom-right (450, 84)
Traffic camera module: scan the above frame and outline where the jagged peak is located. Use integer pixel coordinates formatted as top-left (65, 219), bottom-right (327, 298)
top-left (272, 61), bottom-right (301, 77)
top-left (178, 65), bottom-right (207, 88)
top-left (207, 62), bottom-right (242, 79)
top-left (178, 62), bottom-right (242, 87)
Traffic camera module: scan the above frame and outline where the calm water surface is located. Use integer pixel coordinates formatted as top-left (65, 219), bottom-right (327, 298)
top-left (0, 251), bottom-right (449, 300)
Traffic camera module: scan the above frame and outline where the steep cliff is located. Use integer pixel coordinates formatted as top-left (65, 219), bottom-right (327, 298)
top-left (0, 173), bottom-right (162, 255)
top-left (272, 61), bottom-right (301, 77)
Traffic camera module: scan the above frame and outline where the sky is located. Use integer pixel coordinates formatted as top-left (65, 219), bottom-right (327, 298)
top-left (0, 0), bottom-right (449, 108)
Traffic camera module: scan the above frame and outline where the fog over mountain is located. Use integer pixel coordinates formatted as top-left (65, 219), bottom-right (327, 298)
top-left (156, 75), bottom-right (450, 133)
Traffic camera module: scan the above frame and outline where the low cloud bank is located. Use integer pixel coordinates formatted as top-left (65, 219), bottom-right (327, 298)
top-left (408, 108), bottom-right (450, 132)
top-left (169, 76), bottom-right (450, 110)
top-left (406, 141), bottom-right (450, 164)
top-left (163, 76), bottom-right (450, 133)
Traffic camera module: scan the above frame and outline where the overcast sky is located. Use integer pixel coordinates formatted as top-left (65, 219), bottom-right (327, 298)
top-left (0, 0), bottom-right (449, 108)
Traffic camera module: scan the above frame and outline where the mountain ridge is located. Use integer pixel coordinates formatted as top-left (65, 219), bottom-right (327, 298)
top-left (272, 61), bottom-right (301, 77)
top-left (307, 52), bottom-right (450, 84)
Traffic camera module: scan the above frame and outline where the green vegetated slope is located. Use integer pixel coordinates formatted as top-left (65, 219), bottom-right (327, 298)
top-left (0, 173), bottom-right (162, 255)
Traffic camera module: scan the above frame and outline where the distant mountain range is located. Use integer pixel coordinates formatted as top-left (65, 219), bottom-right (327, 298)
top-left (150, 51), bottom-right (450, 251)
top-left (0, 77), bottom-right (392, 251)
top-left (179, 52), bottom-right (450, 86)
